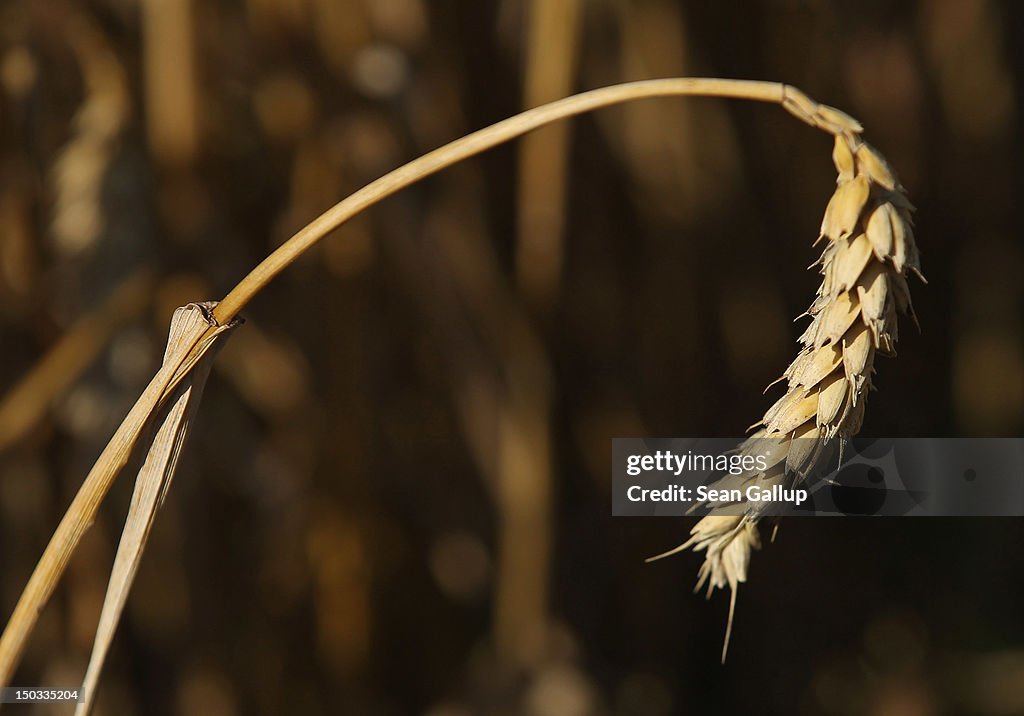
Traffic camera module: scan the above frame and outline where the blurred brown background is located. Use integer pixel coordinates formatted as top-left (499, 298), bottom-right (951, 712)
top-left (1, 0), bottom-right (1023, 714)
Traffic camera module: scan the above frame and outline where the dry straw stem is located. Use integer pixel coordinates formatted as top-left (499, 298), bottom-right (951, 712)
top-left (76, 303), bottom-right (237, 716)
top-left (0, 78), bottom-right (902, 688)
top-left (0, 306), bottom-right (235, 691)
top-left (649, 110), bottom-right (922, 662)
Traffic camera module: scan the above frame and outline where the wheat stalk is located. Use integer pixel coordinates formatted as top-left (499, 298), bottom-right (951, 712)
top-left (76, 303), bottom-right (238, 716)
top-left (0, 78), bottom-right (916, 692)
top-left (648, 120), bottom-right (923, 662)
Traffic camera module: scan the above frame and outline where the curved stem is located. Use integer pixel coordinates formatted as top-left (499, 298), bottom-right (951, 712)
top-left (1, 77), bottom-right (842, 686)
top-left (213, 78), bottom-right (791, 324)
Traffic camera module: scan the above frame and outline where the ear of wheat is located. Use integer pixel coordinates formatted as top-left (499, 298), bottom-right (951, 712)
top-left (648, 113), bottom-right (923, 662)
top-left (0, 79), bottom-right (920, 694)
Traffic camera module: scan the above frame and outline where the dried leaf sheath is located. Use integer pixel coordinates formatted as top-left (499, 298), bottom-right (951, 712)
top-left (75, 304), bottom-right (238, 715)
top-left (650, 110), bottom-right (922, 661)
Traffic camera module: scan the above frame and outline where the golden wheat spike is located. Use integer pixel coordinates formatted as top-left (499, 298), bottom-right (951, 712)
top-left (657, 122), bottom-right (922, 661)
